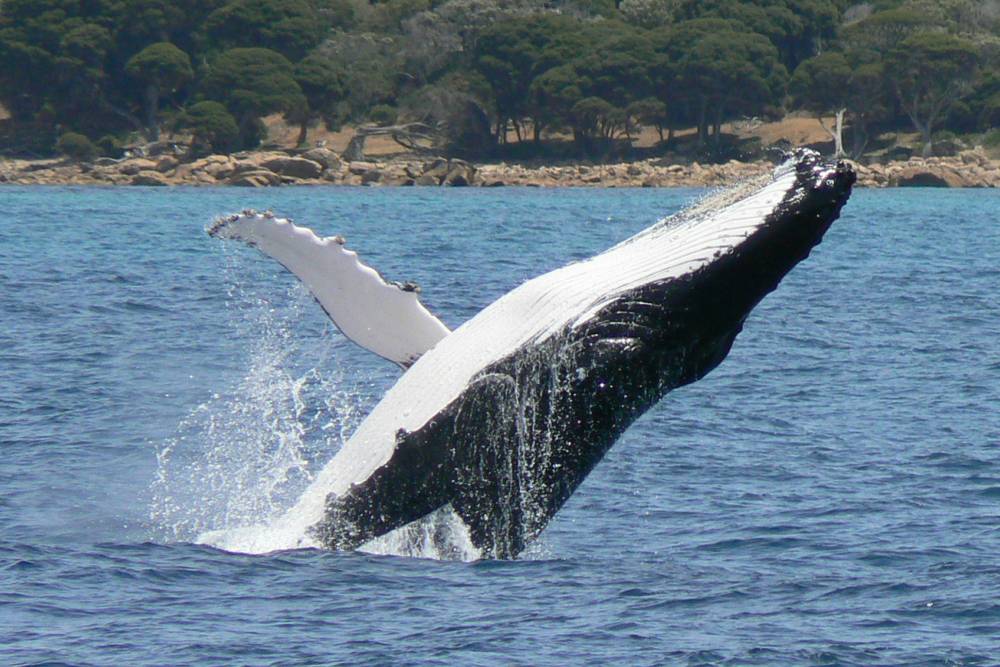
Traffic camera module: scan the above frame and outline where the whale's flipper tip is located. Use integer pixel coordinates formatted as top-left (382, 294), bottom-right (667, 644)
top-left (209, 209), bottom-right (451, 368)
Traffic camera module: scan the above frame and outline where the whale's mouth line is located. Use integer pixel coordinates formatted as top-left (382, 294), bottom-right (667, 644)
top-left (180, 149), bottom-right (854, 560)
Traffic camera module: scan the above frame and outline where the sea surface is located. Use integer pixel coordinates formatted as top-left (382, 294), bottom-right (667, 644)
top-left (1, 183), bottom-right (998, 666)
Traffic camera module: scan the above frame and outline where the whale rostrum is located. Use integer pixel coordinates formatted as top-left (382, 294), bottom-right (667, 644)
top-left (209, 149), bottom-right (855, 559)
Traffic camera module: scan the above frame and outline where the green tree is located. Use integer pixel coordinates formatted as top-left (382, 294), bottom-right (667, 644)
top-left (842, 7), bottom-right (937, 56)
top-left (203, 0), bottom-right (326, 61)
top-left (619, 0), bottom-right (679, 29)
top-left (315, 32), bottom-right (402, 119)
top-left (628, 97), bottom-right (670, 144)
top-left (686, 33), bottom-right (785, 151)
top-left (675, 0), bottom-right (843, 71)
top-left (0, 1), bottom-right (100, 122)
top-left (364, 0), bottom-right (431, 33)
top-left (790, 52), bottom-right (852, 156)
top-left (0, 0), bottom-right (224, 140)
top-left (790, 51), bottom-right (889, 158)
top-left (201, 47), bottom-right (307, 148)
top-left (886, 32), bottom-right (979, 156)
top-left (126, 42), bottom-right (193, 141)
top-left (291, 52), bottom-right (346, 146)
top-left (475, 15), bottom-right (576, 144)
top-left (529, 21), bottom-right (655, 152)
top-left (177, 101), bottom-right (240, 154)
top-left (661, 20), bottom-right (786, 153)
top-left (57, 131), bottom-right (99, 161)
top-left (842, 61), bottom-right (887, 158)
top-left (572, 96), bottom-right (628, 142)
top-left (965, 73), bottom-right (1000, 132)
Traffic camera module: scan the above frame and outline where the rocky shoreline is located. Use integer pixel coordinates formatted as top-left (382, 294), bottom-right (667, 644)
top-left (1, 146), bottom-right (998, 188)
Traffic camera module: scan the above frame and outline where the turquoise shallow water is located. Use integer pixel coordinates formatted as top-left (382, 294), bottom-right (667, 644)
top-left (1, 184), bottom-right (998, 665)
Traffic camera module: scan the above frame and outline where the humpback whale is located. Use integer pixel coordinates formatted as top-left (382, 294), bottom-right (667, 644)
top-left (208, 149), bottom-right (855, 559)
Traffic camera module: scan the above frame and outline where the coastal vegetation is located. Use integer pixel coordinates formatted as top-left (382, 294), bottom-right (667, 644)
top-left (0, 0), bottom-right (997, 162)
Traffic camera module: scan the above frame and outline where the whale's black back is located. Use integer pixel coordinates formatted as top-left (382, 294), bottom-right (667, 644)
top-left (314, 155), bottom-right (856, 558)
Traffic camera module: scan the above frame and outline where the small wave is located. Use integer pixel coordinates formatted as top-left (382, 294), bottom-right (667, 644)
top-left (122, 299), bottom-right (168, 313)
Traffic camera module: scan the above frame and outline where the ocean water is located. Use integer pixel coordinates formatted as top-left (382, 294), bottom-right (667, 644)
top-left (1, 183), bottom-right (998, 666)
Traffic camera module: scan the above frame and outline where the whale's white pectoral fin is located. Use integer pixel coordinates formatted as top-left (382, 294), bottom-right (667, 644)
top-left (209, 210), bottom-right (451, 368)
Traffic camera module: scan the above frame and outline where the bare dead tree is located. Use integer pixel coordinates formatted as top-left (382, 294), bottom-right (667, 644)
top-left (343, 122), bottom-right (441, 161)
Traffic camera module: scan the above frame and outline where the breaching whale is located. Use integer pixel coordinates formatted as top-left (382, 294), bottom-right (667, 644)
top-left (208, 149), bottom-right (855, 559)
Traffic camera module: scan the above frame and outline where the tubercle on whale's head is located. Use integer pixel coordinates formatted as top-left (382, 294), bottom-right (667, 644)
top-left (782, 148), bottom-right (857, 194)
top-left (206, 209), bottom-right (294, 248)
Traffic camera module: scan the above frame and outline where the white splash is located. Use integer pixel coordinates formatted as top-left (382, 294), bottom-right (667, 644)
top-left (150, 252), bottom-right (363, 544)
top-left (151, 250), bottom-right (480, 561)
top-left (360, 506), bottom-right (480, 561)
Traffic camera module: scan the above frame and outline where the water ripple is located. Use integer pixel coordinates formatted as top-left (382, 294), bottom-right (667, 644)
top-left (1, 187), bottom-right (998, 665)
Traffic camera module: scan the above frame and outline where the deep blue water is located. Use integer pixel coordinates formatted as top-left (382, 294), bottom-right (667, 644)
top-left (1, 184), bottom-right (998, 666)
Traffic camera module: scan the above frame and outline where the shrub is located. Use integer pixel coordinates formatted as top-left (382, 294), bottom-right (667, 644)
top-left (368, 104), bottom-right (398, 125)
top-left (96, 135), bottom-right (124, 158)
top-left (179, 101), bottom-right (240, 155)
top-left (56, 132), bottom-right (98, 161)
top-left (945, 101), bottom-right (976, 134)
top-left (982, 129), bottom-right (1000, 148)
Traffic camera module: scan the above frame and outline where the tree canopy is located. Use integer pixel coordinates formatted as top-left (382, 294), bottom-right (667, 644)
top-left (887, 32), bottom-right (980, 156)
top-left (201, 47), bottom-right (307, 148)
top-left (0, 0), bottom-right (996, 160)
top-left (126, 42), bottom-right (193, 140)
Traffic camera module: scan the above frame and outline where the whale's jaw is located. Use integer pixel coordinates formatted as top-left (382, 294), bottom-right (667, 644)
top-left (310, 151), bottom-right (856, 559)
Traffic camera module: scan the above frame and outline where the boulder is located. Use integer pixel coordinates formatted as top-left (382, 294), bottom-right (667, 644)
top-left (187, 154), bottom-right (227, 170)
top-left (227, 169), bottom-right (281, 187)
top-left (960, 149), bottom-right (990, 167)
top-left (932, 139), bottom-right (965, 157)
top-left (119, 159), bottom-right (158, 176)
top-left (301, 147), bottom-right (341, 170)
top-left (444, 171), bottom-right (469, 186)
top-left (348, 161), bottom-right (378, 175)
top-left (172, 163), bottom-right (194, 180)
top-left (360, 169), bottom-right (383, 184)
top-left (143, 141), bottom-right (182, 157)
top-left (421, 157), bottom-right (450, 181)
top-left (965, 166), bottom-right (993, 188)
top-left (893, 167), bottom-right (967, 188)
top-left (260, 156), bottom-right (323, 179)
top-left (440, 159), bottom-right (477, 186)
top-left (187, 155), bottom-right (236, 179)
top-left (131, 171), bottom-right (170, 186)
top-left (203, 161), bottom-right (236, 179)
top-left (241, 161), bottom-right (283, 177)
top-left (156, 156), bottom-right (179, 173)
